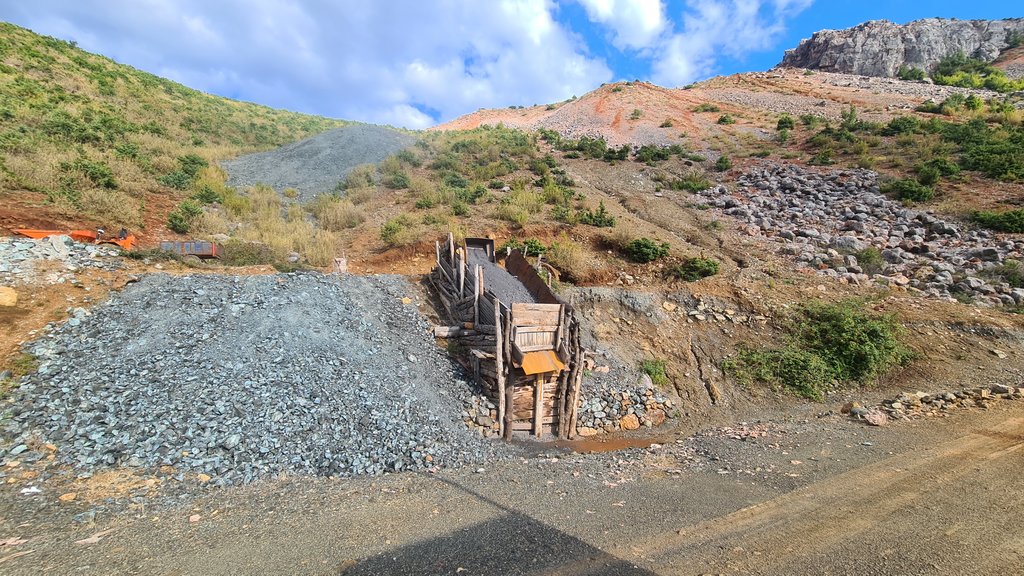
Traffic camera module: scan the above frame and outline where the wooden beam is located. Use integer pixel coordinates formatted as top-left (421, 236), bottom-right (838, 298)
top-left (503, 306), bottom-right (514, 441)
top-left (495, 297), bottom-right (506, 439)
top-left (533, 374), bottom-right (544, 437)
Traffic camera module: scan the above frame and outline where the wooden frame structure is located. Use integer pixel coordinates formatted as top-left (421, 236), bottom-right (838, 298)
top-left (430, 235), bottom-right (585, 439)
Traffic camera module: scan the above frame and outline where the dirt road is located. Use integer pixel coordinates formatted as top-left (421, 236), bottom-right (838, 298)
top-left (2, 404), bottom-right (1022, 575)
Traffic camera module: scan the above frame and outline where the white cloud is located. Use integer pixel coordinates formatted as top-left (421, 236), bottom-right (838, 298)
top-left (652, 0), bottom-right (813, 86)
top-left (0, 0), bottom-right (612, 128)
top-left (576, 0), bottom-right (667, 50)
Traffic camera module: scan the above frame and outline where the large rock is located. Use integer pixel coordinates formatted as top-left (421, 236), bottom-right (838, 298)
top-left (780, 18), bottom-right (1024, 78)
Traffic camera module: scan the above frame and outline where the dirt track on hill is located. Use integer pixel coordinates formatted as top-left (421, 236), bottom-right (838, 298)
top-left (3, 403), bottom-right (1021, 575)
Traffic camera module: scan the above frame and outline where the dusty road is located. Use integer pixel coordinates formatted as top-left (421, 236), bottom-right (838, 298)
top-left (2, 403), bottom-right (1022, 575)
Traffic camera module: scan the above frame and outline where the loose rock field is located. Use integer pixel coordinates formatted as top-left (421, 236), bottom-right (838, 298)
top-left (699, 164), bottom-right (1024, 306)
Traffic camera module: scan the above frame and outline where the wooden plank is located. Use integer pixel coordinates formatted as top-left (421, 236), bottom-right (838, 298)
top-left (502, 306), bottom-right (514, 441)
top-left (473, 265), bottom-right (480, 326)
top-left (510, 303), bottom-right (562, 327)
top-left (515, 343), bottom-right (557, 353)
top-left (448, 232), bottom-right (454, 265)
top-left (435, 240), bottom-right (441, 268)
top-left (512, 325), bottom-right (560, 334)
top-left (533, 374), bottom-right (544, 437)
top-left (495, 297), bottom-right (506, 439)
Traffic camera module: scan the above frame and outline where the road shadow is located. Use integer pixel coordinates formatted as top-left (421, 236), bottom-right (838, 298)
top-left (340, 508), bottom-right (657, 576)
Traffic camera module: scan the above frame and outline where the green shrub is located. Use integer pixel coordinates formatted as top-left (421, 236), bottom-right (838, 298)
top-left (724, 300), bottom-right (912, 400)
top-left (883, 179), bottom-right (934, 202)
top-left (191, 184), bottom-right (223, 204)
top-left (380, 215), bottom-right (415, 247)
top-left (177, 153), bottom-right (208, 177)
top-left (897, 66), bottom-right (926, 81)
top-left (808, 147), bottom-right (833, 166)
top-left (383, 170), bottom-right (410, 189)
top-left (799, 114), bottom-right (821, 128)
top-left (794, 301), bottom-right (912, 383)
top-left (1008, 30), bottom-right (1024, 49)
top-left (660, 119), bottom-right (674, 128)
top-left (717, 114), bottom-right (735, 125)
top-left (640, 359), bottom-right (669, 387)
top-left (578, 201), bottom-right (616, 227)
top-left (986, 259), bottom-right (1024, 288)
top-left (167, 199), bottom-right (202, 233)
top-left (776, 114), bottom-right (795, 131)
top-left (501, 238), bottom-right (546, 257)
top-left (692, 103), bottom-right (720, 113)
top-left (396, 148), bottom-right (422, 167)
top-left (714, 155), bottom-right (732, 171)
top-left (972, 209), bottom-right (1024, 233)
top-left (624, 237), bottom-right (669, 263)
top-left (670, 170), bottom-right (711, 192)
top-left (916, 165), bottom-right (941, 186)
top-left (61, 157), bottom-right (116, 189)
top-left (629, 108), bottom-right (643, 120)
top-left (854, 247), bottom-right (884, 275)
top-left (634, 144), bottom-right (673, 163)
top-left (673, 257), bottom-right (719, 281)
top-left (725, 345), bottom-right (834, 401)
top-left (159, 170), bottom-right (192, 189)
top-left (882, 116), bottom-right (920, 136)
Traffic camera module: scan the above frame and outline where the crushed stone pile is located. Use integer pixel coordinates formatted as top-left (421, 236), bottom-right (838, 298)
top-left (698, 164), bottom-right (1024, 307)
top-left (221, 124), bottom-right (417, 201)
top-left (1, 273), bottom-right (502, 485)
top-left (0, 235), bottom-right (122, 286)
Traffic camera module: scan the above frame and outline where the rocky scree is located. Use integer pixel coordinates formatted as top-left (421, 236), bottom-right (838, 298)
top-left (0, 235), bottom-right (122, 286)
top-left (221, 124), bottom-right (417, 202)
top-left (1, 273), bottom-right (502, 485)
top-left (698, 164), bottom-right (1024, 307)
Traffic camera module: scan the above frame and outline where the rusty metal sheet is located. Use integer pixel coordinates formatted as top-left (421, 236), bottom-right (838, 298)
top-left (520, 350), bottom-right (565, 375)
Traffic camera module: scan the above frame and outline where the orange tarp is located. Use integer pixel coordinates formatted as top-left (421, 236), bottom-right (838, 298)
top-left (519, 350), bottom-right (565, 375)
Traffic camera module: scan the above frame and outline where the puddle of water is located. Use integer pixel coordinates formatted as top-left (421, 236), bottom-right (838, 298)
top-left (533, 435), bottom-right (668, 454)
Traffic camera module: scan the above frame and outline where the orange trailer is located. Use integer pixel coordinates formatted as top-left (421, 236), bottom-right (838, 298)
top-left (13, 229), bottom-right (136, 251)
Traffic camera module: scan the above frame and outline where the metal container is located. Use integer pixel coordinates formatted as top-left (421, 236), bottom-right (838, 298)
top-left (159, 241), bottom-right (219, 259)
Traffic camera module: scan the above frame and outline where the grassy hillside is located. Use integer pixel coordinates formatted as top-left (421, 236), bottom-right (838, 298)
top-left (0, 22), bottom-right (344, 230)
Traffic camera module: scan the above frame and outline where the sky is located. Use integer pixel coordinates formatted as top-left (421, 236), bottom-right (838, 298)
top-left (0, 1), bottom-right (1018, 129)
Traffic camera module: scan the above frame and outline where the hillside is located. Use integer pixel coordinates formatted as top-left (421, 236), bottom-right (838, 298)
top-left (0, 22), bottom-right (344, 237)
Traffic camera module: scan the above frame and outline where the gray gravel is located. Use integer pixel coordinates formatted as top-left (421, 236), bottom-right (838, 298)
top-left (0, 235), bottom-right (122, 286)
top-left (1, 273), bottom-right (503, 484)
top-left (469, 249), bottom-right (537, 305)
top-left (221, 124), bottom-right (418, 201)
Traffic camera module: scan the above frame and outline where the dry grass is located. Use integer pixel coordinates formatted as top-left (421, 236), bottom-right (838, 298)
top-left (80, 188), bottom-right (143, 227)
top-left (546, 234), bottom-right (606, 283)
top-left (308, 196), bottom-right (365, 231)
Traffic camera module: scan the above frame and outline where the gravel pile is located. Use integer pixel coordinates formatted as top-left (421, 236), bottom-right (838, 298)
top-left (469, 250), bottom-right (537, 305)
top-left (697, 164), bottom-right (1024, 306)
top-left (1, 273), bottom-right (502, 484)
top-left (221, 124), bottom-right (417, 202)
top-left (0, 235), bottom-right (122, 286)
top-left (575, 383), bottom-right (674, 437)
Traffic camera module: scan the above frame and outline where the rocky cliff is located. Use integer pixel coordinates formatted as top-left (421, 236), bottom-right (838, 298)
top-left (780, 18), bottom-right (1024, 77)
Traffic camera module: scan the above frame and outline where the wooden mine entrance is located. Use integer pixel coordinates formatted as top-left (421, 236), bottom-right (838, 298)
top-left (431, 235), bottom-right (585, 439)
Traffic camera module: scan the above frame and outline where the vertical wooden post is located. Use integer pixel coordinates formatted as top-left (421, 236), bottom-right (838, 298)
top-left (473, 265), bottom-right (481, 326)
top-left (502, 305), bottom-right (514, 441)
top-left (448, 232), bottom-right (455, 266)
top-left (533, 373), bottom-right (544, 437)
top-left (566, 320), bottom-right (585, 439)
top-left (435, 240), bottom-right (441, 268)
top-left (495, 298), bottom-right (506, 438)
top-left (458, 253), bottom-right (465, 297)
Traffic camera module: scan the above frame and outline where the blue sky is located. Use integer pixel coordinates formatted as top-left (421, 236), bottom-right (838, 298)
top-left (0, 1), bottom-right (1018, 128)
